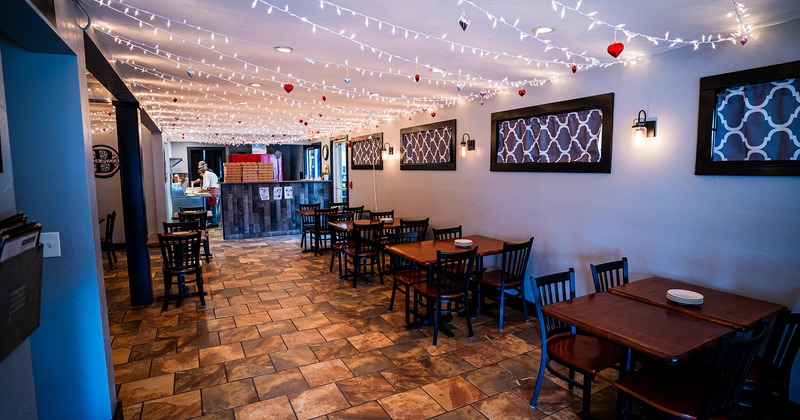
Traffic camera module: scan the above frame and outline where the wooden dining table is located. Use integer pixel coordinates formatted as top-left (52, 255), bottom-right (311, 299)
top-left (609, 276), bottom-right (785, 331)
top-left (328, 218), bottom-right (402, 232)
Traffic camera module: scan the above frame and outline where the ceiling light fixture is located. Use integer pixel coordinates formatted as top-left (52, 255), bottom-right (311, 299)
top-left (532, 26), bottom-right (555, 36)
top-left (273, 46), bottom-right (294, 53)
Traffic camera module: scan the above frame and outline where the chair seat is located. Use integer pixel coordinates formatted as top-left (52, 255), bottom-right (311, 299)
top-left (476, 270), bottom-right (523, 288)
top-left (615, 364), bottom-right (711, 419)
top-left (548, 334), bottom-right (620, 375)
top-left (332, 241), bottom-right (354, 251)
top-left (413, 281), bottom-right (464, 300)
top-left (341, 245), bottom-right (378, 258)
top-left (395, 269), bottom-right (427, 285)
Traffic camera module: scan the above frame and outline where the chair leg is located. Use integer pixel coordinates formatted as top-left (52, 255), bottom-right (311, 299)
top-left (329, 249), bottom-right (336, 272)
top-left (203, 239), bottom-right (211, 263)
top-left (106, 249), bottom-right (114, 268)
top-left (531, 355), bottom-right (548, 408)
top-left (197, 275), bottom-right (206, 307)
top-left (112, 248), bottom-right (118, 263)
top-left (581, 374), bottom-right (593, 420)
top-left (520, 284), bottom-right (529, 322)
top-left (162, 274), bottom-right (171, 311)
top-left (464, 295), bottom-right (474, 339)
top-left (404, 285), bottom-right (412, 325)
top-left (352, 257), bottom-right (359, 288)
top-left (389, 280), bottom-right (398, 312)
top-left (432, 296), bottom-right (440, 346)
top-left (499, 286), bottom-right (506, 331)
top-left (377, 257), bottom-right (384, 284)
top-left (176, 275), bottom-right (185, 308)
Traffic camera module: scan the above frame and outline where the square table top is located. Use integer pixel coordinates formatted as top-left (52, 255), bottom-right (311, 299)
top-left (383, 235), bottom-right (506, 267)
top-left (541, 292), bottom-right (733, 364)
top-left (609, 276), bottom-right (785, 331)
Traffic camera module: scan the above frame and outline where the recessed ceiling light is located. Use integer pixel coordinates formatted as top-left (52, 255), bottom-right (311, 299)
top-left (532, 26), bottom-right (555, 35)
top-left (249, 83), bottom-right (262, 87)
top-left (273, 46), bottom-right (294, 53)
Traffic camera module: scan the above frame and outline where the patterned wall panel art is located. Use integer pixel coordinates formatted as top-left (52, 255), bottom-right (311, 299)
top-left (400, 119), bottom-right (456, 170)
top-left (350, 132), bottom-right (383, 170)
top-left (696, 60), bottom-right (800, 176)
top-left (490, 93), bottom-right (614, 173)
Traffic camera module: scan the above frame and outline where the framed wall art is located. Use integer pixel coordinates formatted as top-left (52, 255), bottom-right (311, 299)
top-left (490, 93), bottom-right (614, 173)
top-left (695, 60), bottom-right (800, 176)
top-left (400, 119), bottom-right (456, 171)
top-left (350, 132), bottom-right (383, 170)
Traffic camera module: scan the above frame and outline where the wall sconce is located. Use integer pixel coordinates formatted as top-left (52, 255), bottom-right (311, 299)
top-left (631, 110), bottom-right (657, 148)
top-left (381, 142), bottom-right (394, 160)
top-left (460, 133), bottom-right (476, 157)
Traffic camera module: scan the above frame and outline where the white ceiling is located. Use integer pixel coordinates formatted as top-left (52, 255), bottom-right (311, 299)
top-left (83, 0), bottom-right (800, 144)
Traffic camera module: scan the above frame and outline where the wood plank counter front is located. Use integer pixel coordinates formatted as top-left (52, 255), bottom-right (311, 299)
top-left (221, 180), bottom-right (331, 239)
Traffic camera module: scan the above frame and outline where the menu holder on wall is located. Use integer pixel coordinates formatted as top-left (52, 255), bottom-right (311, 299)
top-left (0, 222), bottom-right (42, 263)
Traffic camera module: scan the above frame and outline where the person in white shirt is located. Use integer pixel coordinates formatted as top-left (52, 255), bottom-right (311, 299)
top-left (199, 167), bottom-right (220, 226)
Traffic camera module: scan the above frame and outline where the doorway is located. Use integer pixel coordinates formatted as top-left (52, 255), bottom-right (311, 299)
top-left (188, 147), bottom-right (226, 181)
top-left (332, 138), bottom-right (349, 204)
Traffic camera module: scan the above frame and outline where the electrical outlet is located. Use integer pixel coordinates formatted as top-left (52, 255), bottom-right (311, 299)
top-left (40, 232), bottom-right (61, 258)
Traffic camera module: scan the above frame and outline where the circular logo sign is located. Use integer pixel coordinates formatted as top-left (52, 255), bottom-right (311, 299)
top-left (93, 145), bottom-right (120, 178)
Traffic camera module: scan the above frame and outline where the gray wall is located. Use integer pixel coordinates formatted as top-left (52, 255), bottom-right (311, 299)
top-left (351, 19), bottom-right (800, 399)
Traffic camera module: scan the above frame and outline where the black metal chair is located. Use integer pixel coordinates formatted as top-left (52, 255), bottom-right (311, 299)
top-left (398, 217), bottom-right (429, 241)
top-left (529, 268), bottom-right (620, 419)
top-left (590, 256), bottom-right (629, 293)
top-left (386, 231), bottom-right (426, 324)
top-left (311, 208), bottom-right (338, 256)
top-left (432, 225), bottom-right (462, 241)
top-left (342, 221), bottom-right (384, 288)
top-left (369, 210), bottom-right (394, 221)
top-left (180, 205), bottom-right (206, 212)
top-left (158, 231), bottom-right (206, 310)
top-left (345, 205), bottom-right (365, 220)
top-left (329, 212), bottom-right (355, 278)
top-left (474, 237), bottom-right (534, 331)
top-left (177, 211), bottom-right (212, 262)
top-left (298, 203), bottom-right (320, 250)
top-left (412, 247), bottom-right (477, 346)
top-left (163, 220), bottom-right (200, 233)
top-left (615, 323), bottom-right (769, 420)
top-left (328, 201), bottom-right (347, 210)
top-left (100, 211), bottom-right (117, 268)
top-left (739, 311), bottom-right (800, 419)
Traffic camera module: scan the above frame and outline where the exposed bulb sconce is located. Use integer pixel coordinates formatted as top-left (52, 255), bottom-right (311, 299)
top-left (631, 110), bottom-right (657, 148)
top-left (381, 142), bottom-right (394, 160)
top-left (460, 133), bottom-right (476, 157)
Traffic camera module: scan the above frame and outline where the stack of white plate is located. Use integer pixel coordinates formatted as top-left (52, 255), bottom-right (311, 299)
top-left (666, 289), bottom-right (704, 306)
top-left (380, 218), bottom-right (393, 224)
top-left (454, 239), bottom-right (473, 248)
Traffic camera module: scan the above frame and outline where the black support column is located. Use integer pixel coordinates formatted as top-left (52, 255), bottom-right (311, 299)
top-left (114, 101), bottom-right (153, 306)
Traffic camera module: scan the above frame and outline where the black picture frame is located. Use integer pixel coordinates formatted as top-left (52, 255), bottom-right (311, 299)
top-left (695, 60), bottom-right (800, 176)
top-left (490, 93), bottom-right (615, 173)
top-left (399, 119), bottom-right (456, 171)
top-left (350, 132), bottom-right (383, 170)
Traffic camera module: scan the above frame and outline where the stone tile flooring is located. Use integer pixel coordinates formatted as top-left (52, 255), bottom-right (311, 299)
top-left (106, 230), bottom-right (621, 419)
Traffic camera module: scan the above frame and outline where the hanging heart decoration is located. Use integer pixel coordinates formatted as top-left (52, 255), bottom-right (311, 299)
top-left (607, 42), bottom-right (624, 58)
top-left (344, 77), bottom-right (351, 84)
top-left (172, 97), bottom-right (178, 102)
top-left (479, 90), bottom-right (487, 97)
top-left (299, 119), bottom-right (304, 123)
top-left (572, 65), bottom-right (577, 73)
top-left (304, 121), bottom-right (308, 126)
top-left (458, 15), bottom-right (470, 31)
top-left (740, 36), bottom-right (747, 46)
top-left (431, 111), bottom-right (436, 117)
top-left (283, 83), bottom-right (294, 93)
top-left (414, 74), bottom-right (420, 82)
top-left (518, 89), bottom-right (526, 97)
top-left (456, 84), bottom-right (463, 92)
top-left (422, 106), bottom-right (428, 112)
top-left (322, 95), bottom-right (327, 101)
top-left (319, 112), bottom-right (323, 117)
top-left (187, 68), bottom-right (195, 78)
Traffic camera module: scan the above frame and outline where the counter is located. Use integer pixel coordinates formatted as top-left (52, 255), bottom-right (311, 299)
top-left (221, 180), bottom-right (331, 239)
top-left (170, 184), bottom-right (209, 211)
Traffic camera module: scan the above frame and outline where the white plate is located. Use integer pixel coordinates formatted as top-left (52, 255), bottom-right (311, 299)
top-left (667, 289), bottom-right (703, 305)
top-left (380, 218), bottom-right (393, 224)
top-left (454, 239), bottom-right (473, 248)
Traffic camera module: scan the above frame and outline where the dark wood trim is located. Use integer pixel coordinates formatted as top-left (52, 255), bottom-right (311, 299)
top-left (490, 93), bottom-right (615, 173)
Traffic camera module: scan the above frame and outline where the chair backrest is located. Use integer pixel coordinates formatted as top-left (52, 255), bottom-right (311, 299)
top-left (354, 222), bottom-right (384, 253)
top-left (328, 201), bottom-right (347, 210)
top-left (399, 217), bottom-right (429, 240)
top-left (163, 220), bottom-right (201, 233)
top-left (499, 237), bottom-right (534, 284)
top-left (590, 257), bottom-right (629, 293)
top-left (758, 311), bottom-right (800, 390)
top-left (434, 247), bottom-right (478, 296)
top-left (701, 324), bottom-right (770, 419)
top-left (104, 211), bottom-right (116, 241)
top-left (329, 212), bottom-right (355, 222)
top-left (433, 225), bottom-right (462, 241)
top-left (178, 211), bottom-right (207, 229)
top-left (386, 231), bottom-right (420, 272)
top-left (531, 268), bottom-right (576, 339)
top-left (314, 208), bottom-right (339, 230)
top-left (180, 205), bottom-right (206, 212)
top-left (158, 231), bottom-right (202, 273)
top-left (369, 210), bottom-right (394, 221)
top-left (346, 205), bottom-right (365, 220)
top-left (299, 203), bottom-right (320, 225)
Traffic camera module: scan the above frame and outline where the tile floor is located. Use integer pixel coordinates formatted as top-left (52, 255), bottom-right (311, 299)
top-left (105, 229), bottom-right (623, 419)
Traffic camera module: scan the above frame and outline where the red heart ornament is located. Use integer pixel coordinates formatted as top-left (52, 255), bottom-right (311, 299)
top-left (572, 65), bottom-right (577, 73)
top-left (299, 119), bottom-right (303, 123)
top-left (518, 89), bottom-right (526, 97)
top-left (740, 36), bottom-right (747, 46)
top-left (415, 74), bottom-right (420, 82)
top-left (322, 95), bottom-right (327, 101)
top-left (607, 42), bottom-right (624, 58)
top-left (172, 97), bottom-right (178, 102)
top-left (304, 121), bottom-right (308, 126)
top-left (283, 83), bottom-right (294, 93)
top-left (431, 112), bottom-right (436, 117)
